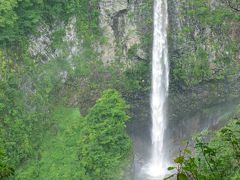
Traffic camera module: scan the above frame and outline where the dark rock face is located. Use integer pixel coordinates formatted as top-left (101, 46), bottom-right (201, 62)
top-left (169, 78), bottom-right (240, 122)
top-left (99, 0), bottom-right (152, 62)
top-left (127, 92), bottom-right (151, 159)
top-left (126, 92), bottom-right (152, 180)
top-left (112, 9), bottom-right (128, 41)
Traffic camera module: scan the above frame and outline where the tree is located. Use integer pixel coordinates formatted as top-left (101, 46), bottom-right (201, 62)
top-left (78, 89), bottom-right (132, 180)
top-left (166, 120), bottom-right (240, 180)
top-left (0, 0), bottom-right (18, 28)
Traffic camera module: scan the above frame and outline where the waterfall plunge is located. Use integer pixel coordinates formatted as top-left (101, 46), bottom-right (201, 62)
top-left (148, 0), bottom-right (169, 178)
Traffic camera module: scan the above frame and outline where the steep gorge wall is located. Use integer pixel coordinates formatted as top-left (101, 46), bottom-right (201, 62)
top-left (168, 0), bottom-right (240, 122)
top-left (166, 0), bottom-right (240, 150)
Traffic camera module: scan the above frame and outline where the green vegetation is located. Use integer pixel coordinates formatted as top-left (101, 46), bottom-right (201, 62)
top-left (16, 107), bottom-right (82, 179)
top-left (16, 90), bottom-right (131, 179)
top-left (0, 46), bottom-right (133, 179)
top-left (0, 0), bottom-right (100, 46)
top-left (1, 0), bottom-right (239, 179)
top-left (166, 106), bottom-right (240, 180)
top-left (0, 50), bottom-right (54, 179)
top-left (0, 147), bottom-right (14, 179)
top-left (0, 1), bottom-right (135, 178)
top-left (78, 90), bottom-right (132, 179)
top-left (171, 0), bottom-right (240, 87)
top-left (138, 0), bottom-right (153, 54)
top-left (172, 48), bottom-right (211, 86)
top-left (124, 61), bottom-right (151, 92)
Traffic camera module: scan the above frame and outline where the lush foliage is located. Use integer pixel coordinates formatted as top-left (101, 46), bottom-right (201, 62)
top-left (0, 147), bottom-right (14, 179)
top-left (0, 48), bottom-right (58, 178)
top-left (0, 48), bottom-right (134, 179)
top-left (172, 47), bottom-right (211, 86)
top-left (0, 0), bottom-right (100, 46)
top-left (16, 90), bottom-right (131, 179)
top-left (1, 0), bottom-right (239, 179)
top-left (16, 107), bottom-right (83, 179)
top-left (166, 107), bottom-right (240, 180)
top-left (124, 61), bottom-right (151, 92)
top-left (171, 0), bottom-right (240, 87)
top-left (78, 89), bottom-right (132, 179)
top-left (138, 0), bottom-right (153, 52)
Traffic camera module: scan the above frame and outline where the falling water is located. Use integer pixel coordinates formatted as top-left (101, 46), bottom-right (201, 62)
top-left (148, 0), bottom-right (169, 178)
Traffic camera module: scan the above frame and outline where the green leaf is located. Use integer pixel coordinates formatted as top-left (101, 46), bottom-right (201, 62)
top-left (177, 173), bottom-right (188, 180)
top-left (167, 167), bottom-right (176, 171)
top-left (235, 121), bottom-right (240, 125)
top-left (174, 156), bottom-right (184, 164)
top-left (183, 148), bottom-right (191, 154)
top-left (164, 174), bottom-right (175, 180)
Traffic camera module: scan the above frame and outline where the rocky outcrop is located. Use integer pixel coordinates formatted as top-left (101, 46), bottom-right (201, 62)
top-left (99, 0), bottom-right (147, 63)
top-left (28, 22), bottom-right (57, 63)
top-left (28, 17), bottom-right (81, 68)
top-left (28, 0), bottom-right (149, 65)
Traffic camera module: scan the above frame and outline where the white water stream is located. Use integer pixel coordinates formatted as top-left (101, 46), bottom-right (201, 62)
top-left (147, 0), bottom-right (169, 178)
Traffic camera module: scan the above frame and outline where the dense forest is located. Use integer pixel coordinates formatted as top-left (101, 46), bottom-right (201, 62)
top-left (0, 0), bottom-right (239, 180)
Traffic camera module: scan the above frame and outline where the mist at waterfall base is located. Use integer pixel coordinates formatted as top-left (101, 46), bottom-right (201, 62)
top-left (142, 0), bottom-right (170, 178)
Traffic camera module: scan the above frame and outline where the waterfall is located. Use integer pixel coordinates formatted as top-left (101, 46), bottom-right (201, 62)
top-left (148, 0), bottom-right (169, 178)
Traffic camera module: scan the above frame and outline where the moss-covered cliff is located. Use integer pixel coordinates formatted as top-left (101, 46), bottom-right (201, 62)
top-left (168, 0), bottom-right (240, 121)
